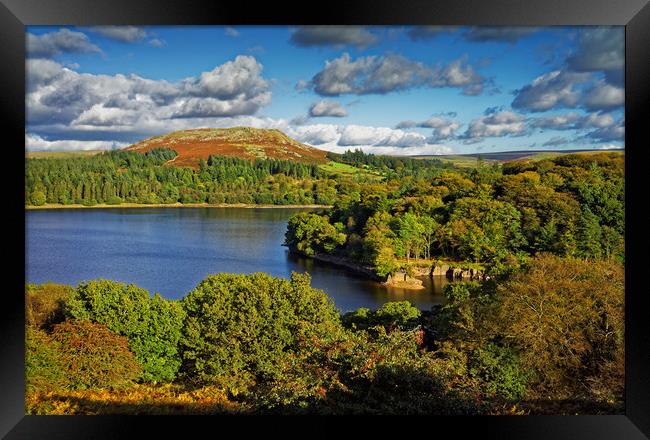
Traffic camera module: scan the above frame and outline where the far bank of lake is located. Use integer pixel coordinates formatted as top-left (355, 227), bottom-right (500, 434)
top-left (26, 202), bottom-right (332, 210)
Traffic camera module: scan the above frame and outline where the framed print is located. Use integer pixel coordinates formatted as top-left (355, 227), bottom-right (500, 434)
top-left (2, 0), bottom-right (650, 437)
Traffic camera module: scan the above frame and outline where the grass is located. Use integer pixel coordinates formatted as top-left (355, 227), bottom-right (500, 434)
top-left (26, 150), bottom-right (105, 159)
top-left (319, 161), bottom-right (382, 179)
top-left (26, 383), bottom-right (249, 415)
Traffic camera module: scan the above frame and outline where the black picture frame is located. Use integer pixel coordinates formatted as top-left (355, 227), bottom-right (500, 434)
top-left (3, 0), bottom-right (649, 437)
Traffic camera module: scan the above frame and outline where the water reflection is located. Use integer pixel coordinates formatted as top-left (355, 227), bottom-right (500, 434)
top-left (27, 207), bottom-right (451, 312)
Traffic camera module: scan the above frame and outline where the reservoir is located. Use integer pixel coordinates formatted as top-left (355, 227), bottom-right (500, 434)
top-left (25, 207), bottom-right (450, 312)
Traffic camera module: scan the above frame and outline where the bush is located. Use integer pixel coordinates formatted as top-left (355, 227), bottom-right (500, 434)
top-left (66, 279), bottom-right (185, 383)
top-left (26, 283), bottom-right (73, 330)
top-left (26, 321), bottom-right (141, 391)
top-left (468, 343), bottom-right (528, 401)
top-left (25, 327), bottom-right (68, 392)
top-left (493, 254), bottom-right (625, 399)
top-left (50, 320), bottom-right (142, 390)
top-left (178, 272), bottom-right (341, 388)
top-left (343, 301), bottom-right (421, 331)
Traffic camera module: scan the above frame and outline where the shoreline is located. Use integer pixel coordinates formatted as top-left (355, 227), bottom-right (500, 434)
top-left (25, 203), bottom-right (333, 210)
top-left (292, 251), bottom-right (426, 291)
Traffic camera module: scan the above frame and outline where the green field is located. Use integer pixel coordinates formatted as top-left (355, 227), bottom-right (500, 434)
top-left (26, 150), bottom-right (105, 159)
top-left (319, 160), bottom-right (382, 178)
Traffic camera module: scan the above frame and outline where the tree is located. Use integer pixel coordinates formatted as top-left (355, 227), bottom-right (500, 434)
top-left (178, 272), bottom-right (342, 387)
top-left (66, 279), bottom-right (185, 383)
top-left (31, 190), bottom-right (46, 206)
top-left (284, 212), bottom-right (346, 257)
top-left (492, 254), bottom-right (624, 398)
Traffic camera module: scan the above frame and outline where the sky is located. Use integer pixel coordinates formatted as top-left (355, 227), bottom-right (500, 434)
top-left (25, 25), bottom-right (625, 155)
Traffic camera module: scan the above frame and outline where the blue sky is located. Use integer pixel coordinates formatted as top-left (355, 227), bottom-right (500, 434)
top-left (25, 25), bottom-right (624, 155)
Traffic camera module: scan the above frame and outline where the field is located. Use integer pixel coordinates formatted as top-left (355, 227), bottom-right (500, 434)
top-left (26, 150), bottom-right (105, 159)
top-left (414, 149), bottom-right (624, 167)
top-left (318, 161), bottom-right (382, 179)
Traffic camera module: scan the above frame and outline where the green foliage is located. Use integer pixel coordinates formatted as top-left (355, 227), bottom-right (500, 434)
top-left (25, 283), bottom-right (73, 330)
top-left (342, 301), bottom-right (421, 331)
top-left (492, 254), bottom-right (625, 399)
top-left (468, 343), bottom-right (528, 401)
top-left (25, 149), bottom-right (339, 207)
top-left (26, 321), bottom-right (141, 392)
top-left (178, 272), bottom-right (342, 388)
top-left (25, 327), bottom-right (68, 392)
top-left (30, 190), bottom-right (47, 206)
top-left (291, 152), bottom-right (623, 278)
top-left (284, 212), bottom-right (346, 257)
top-left (66, 279), bottom-right (185, 383)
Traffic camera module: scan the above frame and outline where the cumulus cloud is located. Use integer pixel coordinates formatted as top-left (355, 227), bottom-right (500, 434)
top-left (407, 26), bottom-right (460, 40)
top-left (566, 27), bottom-right (624, 86)
top-left (407, 26), bottom-right (538, 43)
top-left (285, 123), bottom-right (452, 154)
top-left (529, 110), bottom-right (624, 144)
top-left (307, 53), bottom-right (487, 97)
top-left (396, 116), bottom-right (461, 141)
top-left (461, 111), bottom-right (527, 142)
top-left (308, 100), bottom-right (348, 118)
top-left (26, 133), bottom-right (127, 151)
top-left (512, 70), bottom-right (591, 112)
top-left (89, 26), bottom-right (148, 42)
top-left (581, 80), bottom-right (624, 110)
top-left (289, 26), bottom-right (378, 49)
top-left (463, 27), bottom-right (539, 43)
top-left (27, 29), bottom-right (102, 57)
top-left (27, 56), bottom-right (272, 137)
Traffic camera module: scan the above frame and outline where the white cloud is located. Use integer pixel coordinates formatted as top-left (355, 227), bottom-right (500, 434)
top-left (289, 26), bottom-right (378, 49)
top-left (27, 56), bottom-right (272, 136)
top-left (566, 27), bottom-right (624, 85)
top-left (89, 26), bottom-right (148, 42)
top-left (512, 70), bottom-right (591, 112)
top-left (307, 53), bottom-right (487, 96)
top-left (27, 29), bottom-right (102, 57)
top-left (26, 133), bottom-right (127, 151)
top-left (308, 100), bottom-right (348, 118)
top-left (581, 81), bottom-right (624, 110)
top-left (462, 111), bottom-right (527, 142)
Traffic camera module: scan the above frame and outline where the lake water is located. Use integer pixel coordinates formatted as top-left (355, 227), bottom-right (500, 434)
top-left (25, 208), bottom-right (450, 312)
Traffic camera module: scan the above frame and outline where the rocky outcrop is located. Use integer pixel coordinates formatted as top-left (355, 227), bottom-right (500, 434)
top-left (408, 262), bottom-right (487, 281)
top-left (383, 271), bottom-right (425, 290)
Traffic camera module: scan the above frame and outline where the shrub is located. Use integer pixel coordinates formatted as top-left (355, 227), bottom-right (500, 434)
top-left (468, 343), bottom-right (528, 401)
top-left (26, 321), bottom-right (141, 392)
top-left (49, 320), bottom-right (142, 390)
top-left (25, 283), bottom-right (73, 330)
top-left (178, 272), bottom-right (341, 388)
top-left (374, 301), bottom-right (421, 330)
top-left (493, 254), bottom-right (624, 398)
top-left (66, 279), bottom-right (185, 383)
top-left (25, 327), bottom-right (68, 392)
top-left (343, 301), bottom-right (421, 331)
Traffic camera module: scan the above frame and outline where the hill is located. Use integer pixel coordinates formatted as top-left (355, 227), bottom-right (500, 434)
top-left (413, 148), bottom-right (624, 167)
top-left (124, 127), bottom-right (328, 168)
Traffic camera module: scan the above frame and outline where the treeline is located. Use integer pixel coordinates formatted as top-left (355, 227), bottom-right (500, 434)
top-left (286, 152), bottom-right (625, 277)
top-left (327, 149), bottom-right (457, 178)
top-left (25, 149), bottom-right (339, 206)
top-left (26, 254), bottom-right (624, 415)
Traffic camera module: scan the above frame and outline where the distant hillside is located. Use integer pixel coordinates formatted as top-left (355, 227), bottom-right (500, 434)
top-left (412, 149), bottom-right (625, 165)
top-left (125, 127), bottom-right (328, 168)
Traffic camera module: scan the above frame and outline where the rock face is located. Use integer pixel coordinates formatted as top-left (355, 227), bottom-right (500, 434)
top-left (384, 272), bottom-right (425, 290)
top-left (408, 263), bottom-right (486, 281)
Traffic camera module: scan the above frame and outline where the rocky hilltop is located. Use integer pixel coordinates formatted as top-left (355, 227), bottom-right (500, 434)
top-left (125, 127), bottom-right (328, 168)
